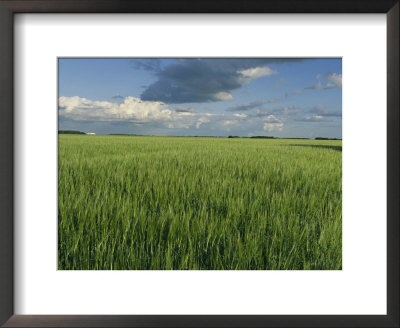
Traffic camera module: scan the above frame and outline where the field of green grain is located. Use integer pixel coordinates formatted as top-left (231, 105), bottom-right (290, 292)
top-left (58, 135), bottom-right (342, 270)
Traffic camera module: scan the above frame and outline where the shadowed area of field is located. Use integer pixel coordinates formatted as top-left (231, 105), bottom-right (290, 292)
top-left (289, 144), bottom-right (342, 152)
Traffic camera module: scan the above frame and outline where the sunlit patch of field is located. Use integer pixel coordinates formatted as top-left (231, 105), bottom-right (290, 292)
top-left (58, 135), bottom-right (342, 270)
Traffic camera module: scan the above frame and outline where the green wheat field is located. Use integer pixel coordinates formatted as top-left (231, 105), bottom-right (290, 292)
top-left (58, 135), bottom-right (342, 270)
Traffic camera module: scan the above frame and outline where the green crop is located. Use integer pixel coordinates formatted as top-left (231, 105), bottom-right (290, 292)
top-left (58, 135), bottom-right (342, 270)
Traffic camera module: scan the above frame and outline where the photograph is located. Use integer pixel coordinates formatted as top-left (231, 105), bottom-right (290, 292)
top-left (58, 58), bottom-right (342, 270)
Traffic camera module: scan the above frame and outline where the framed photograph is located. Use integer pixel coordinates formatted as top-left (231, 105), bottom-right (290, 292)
top-left (57, 56), bottom-right (343, 271)
top-left (0, 1), bottom-right (398, 327)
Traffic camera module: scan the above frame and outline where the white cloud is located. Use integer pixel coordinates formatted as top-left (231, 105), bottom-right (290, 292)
top-left (233, 113), bottom-right (247, 118)
top-left (213, 91), bottom-right (233, 101)
top-left (306, 73), bottom-right (341, 90)
top-left (58, 96), bottom-right (196, 128)
top-left (195, 117), bottom-right (210, 129)
top-left (264, 115), bottom-right (281, 123)
top-left (305, 80), bottom-right (323, 90)
top-left (302, 115), bottom-right (324, 122)
top-left (263, 123), bottom-right (283, 132)
top-left (223, 120), bottom-right (238, 126)
top-left (220, 119), bottom-right (240, 131)
top-left (326, 73), bottom-right (342, 88)
top-left (238, 66), bottom-right (277, 83)
top-left (263, 115), bottom-right (284, 132)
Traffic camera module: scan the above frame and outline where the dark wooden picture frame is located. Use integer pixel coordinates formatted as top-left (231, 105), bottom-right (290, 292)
top-left (0, 1), bottom-right (398, 327)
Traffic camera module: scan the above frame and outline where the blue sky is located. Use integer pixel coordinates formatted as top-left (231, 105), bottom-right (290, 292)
top-left (58, 58), bottom-right (342, 138)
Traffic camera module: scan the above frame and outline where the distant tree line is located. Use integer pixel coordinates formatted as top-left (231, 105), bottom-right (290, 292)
top-left (315, 137), bottom-right (342, 140)
top-left (228, 136), bottom-right (275, 139)
top-left (108, 134), bottom-right (138, 136)
top-left (58, 130), bottom-right (86, 134)
top-left (57, 131), bottom-right (341, 140)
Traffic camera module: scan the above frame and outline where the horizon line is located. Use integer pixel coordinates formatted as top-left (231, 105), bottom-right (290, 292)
top-left (58, 130), bottom-right (342, 140)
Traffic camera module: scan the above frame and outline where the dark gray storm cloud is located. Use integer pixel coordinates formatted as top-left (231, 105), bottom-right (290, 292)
top-left (139, 58), bottom-right (303, 104)
top-left (141, 60), bottom-right (240, 103)
top-left (295, 116), bottom-right (325, 122)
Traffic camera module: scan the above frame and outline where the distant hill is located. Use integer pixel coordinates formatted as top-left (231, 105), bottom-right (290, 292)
top-left (58, 130), bottom-right (86, 134)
